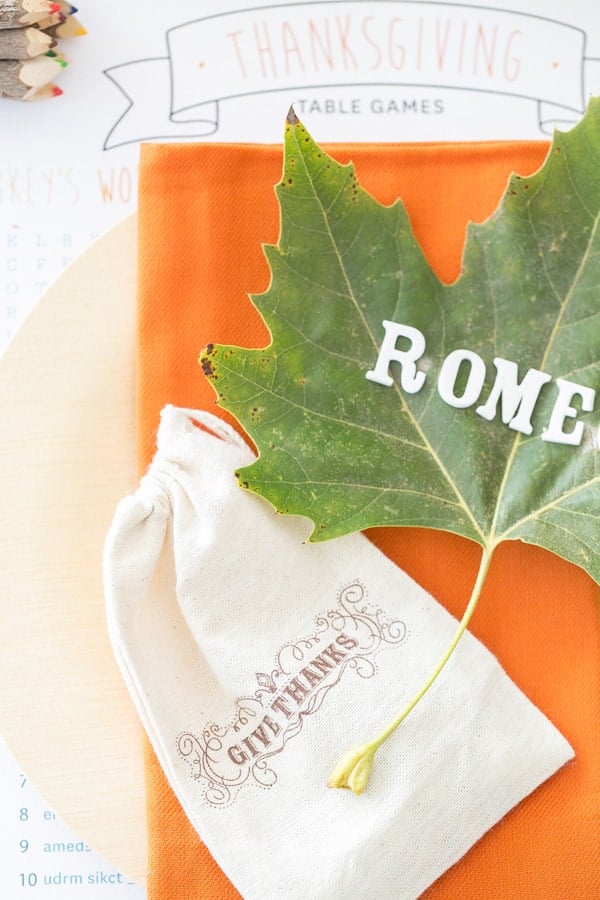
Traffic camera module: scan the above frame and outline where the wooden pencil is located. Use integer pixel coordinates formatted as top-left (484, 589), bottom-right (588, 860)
top-left (54, 0), bottom-right (76, 13)
top-left (33, 1), bottom-right (77, 28)
top-left (24, 79), bottom-right (61, 99)
top-left (32, 10), bottom-right (63, 28)
top-left (0, 52), bottom-right (66, 98)
top-left (0, 24), bottom-right (54, 57)
top-left (38, 13), bottom-right (85, 38)
top-left (0, 1), bottom-right (62, 29)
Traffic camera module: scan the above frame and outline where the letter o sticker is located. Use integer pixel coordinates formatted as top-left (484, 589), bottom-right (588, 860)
top-left (437, 349), bottom-right (486, 409)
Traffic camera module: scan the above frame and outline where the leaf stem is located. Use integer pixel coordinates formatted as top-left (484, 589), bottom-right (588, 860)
top-left (380, 543), bottom-right (494, 742)
top-left (329, 544), bottom-right (494, 792)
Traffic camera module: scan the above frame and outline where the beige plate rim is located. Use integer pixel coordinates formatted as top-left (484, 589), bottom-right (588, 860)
top-left (0, 214), bottom-right (146, 885)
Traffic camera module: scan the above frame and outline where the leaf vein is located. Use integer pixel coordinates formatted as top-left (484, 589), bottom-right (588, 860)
top-left (292, 127), bottom-right (485, 542)
top-left (498, 473), bottom-right (600, 541)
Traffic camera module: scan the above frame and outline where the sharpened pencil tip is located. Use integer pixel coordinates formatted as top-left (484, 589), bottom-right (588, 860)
top-left (286, 105), bottom-right (298, 125)
top-left (52, 85), bottom-right (63, 97)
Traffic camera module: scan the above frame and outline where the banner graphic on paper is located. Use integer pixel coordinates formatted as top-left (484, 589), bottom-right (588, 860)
top-left (103, 1), bottom-right (590, 148)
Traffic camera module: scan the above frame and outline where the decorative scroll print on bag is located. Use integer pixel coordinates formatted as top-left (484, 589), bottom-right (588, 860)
top-left (177, 581), bottom-right (407, 806)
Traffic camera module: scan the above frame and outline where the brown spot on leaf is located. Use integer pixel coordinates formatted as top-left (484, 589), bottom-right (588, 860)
top-left (200, 344), bottom-right (216, 377)
top-left (200, 356), bottom-right (216, 378)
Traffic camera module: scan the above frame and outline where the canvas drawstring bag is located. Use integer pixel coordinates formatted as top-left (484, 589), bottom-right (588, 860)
top-left (104, 404), bottom-right (573, 900)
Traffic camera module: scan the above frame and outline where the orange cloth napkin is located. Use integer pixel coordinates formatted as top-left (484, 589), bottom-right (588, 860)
top-left (136, 140), bottom-right (599, 898)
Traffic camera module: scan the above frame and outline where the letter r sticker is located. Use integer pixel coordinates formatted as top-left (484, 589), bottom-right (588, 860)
top-left (366, 320), bottom-right (427, 392)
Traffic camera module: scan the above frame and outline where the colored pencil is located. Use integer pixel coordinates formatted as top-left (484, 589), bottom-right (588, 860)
top-left (24, 79), bottom-right (61, 99)
top-left (38, 13), bottom-right (85, 38)
top-left (0, 24), bottom-right (54, 57)
top-left (33, 10), bottom-right (64, 28)
top-left (0, 1), bottom-right (62, 29)
top-left (54, 0), bottom-right (76, 13)
top-left (0, 0), bottom-right (85, 102)
top-left (0, 51), bottom-right (66, 98)
top-left (33, 2), bottom-right (76, 28)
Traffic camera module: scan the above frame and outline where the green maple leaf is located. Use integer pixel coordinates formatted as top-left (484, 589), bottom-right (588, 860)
top-left (201, 103), bottom-right (600, 790)
top-left (203, 104), bottom-right (600, 586)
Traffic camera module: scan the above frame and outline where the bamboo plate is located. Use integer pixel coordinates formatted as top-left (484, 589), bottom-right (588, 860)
top-left (0, 215), bottom-right (146, 885)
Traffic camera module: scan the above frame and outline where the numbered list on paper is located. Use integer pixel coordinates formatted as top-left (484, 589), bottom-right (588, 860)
top-left (0, 738), bottom-right (145, 898)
